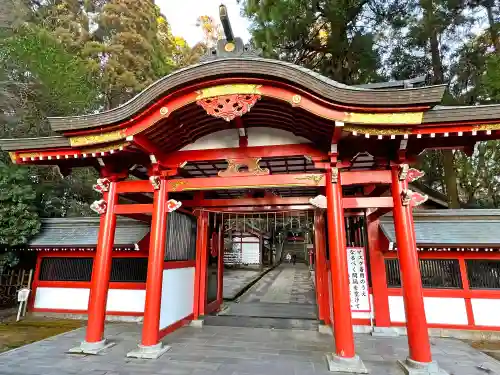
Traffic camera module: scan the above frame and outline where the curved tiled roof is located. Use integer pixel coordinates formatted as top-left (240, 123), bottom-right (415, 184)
top-left (48, 58), bottom-right (447, 132)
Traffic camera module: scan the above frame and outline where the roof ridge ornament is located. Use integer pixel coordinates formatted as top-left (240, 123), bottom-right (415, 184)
top-left (200, 4), bottom-right (261, 62)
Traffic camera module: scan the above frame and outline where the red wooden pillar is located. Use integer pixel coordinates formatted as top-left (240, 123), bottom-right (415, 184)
top-left (72, 181), bottom-right (118, 354)
top-left (366, 217), bottom-right (391, 327)
top-left (216, 223), bottom-right (224, 305)
top-left (314, 211), bottom-right (328, 324)
top-left (391, 166), bottom-right (432, 365)
top-left (324, 168), bottom-right (367, 373)
top-left (141, 178), bottom-right (168, 346)
top-left (127, 178), bottom-right (169, 358)
top-left (193, 211), bottom-right (209, 320)
top-left (325, 168), bottom-right (355, 357)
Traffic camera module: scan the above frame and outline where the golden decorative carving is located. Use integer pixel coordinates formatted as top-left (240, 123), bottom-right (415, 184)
top-left (81, 142), bottom-right (130, 154)
top-left (224, 42), bottom-right (235, 52)
top-left (218, 158), bottom-right (270, 177)
top-left (294, 174), bottom-right (324, 185)
top-left (291, 95), bottom-right (302, 105)
top-left (472, 123), bottom-right (500, 131)
top-left (344, 125), bottom-right (412, 136)
top-left (160, 107), bottom-right (169, 116)
top-left (345, 112), bottom-right (424, 125)
top-left (9, 152), bottom-right (17, 162)
top-left (196, 84), bottom-right (262, 100)
top-left (170, 180), bottom-right (187, 192)
top-left (197, 94), bottom-right (261, 122)
top-left (69, 129), bottom-right (126, 147)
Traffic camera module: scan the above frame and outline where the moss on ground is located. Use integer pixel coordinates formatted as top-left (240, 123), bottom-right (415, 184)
top-left (0, 316), bottom-right (83, 353)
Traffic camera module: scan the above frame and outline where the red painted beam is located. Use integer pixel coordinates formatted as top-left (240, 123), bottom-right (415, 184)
top-left (183, 197), bottom-right (311, 207)
top-left (114, 204), bottom-right (153, 214)
top-left (116, 180), bottom-right (153, 193)
top-left (161, 144), bottom-right (328, 166)
top-left (127, 134), bottom-right (170, 165)
top-left (164, 172), bottom-right (326, 191)
top-left (182, 196), bottom-right (392, 209)
top-left (203, 205), bottom-right (314, 212)
top-left (343, 197), bottom-right (393, 209)
top-left (341, 170), bottom-right (391, 185)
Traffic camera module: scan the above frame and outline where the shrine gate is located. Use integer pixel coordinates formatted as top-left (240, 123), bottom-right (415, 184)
top-left (3, 7), bottom-right (500, 374)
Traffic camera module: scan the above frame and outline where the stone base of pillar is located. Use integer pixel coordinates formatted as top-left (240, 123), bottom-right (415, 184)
top-left (190, 319), bottom-right (204, 328)
top-left (325, 353), bottom-right (369, 374)
top-left (371, 327), bottom-right (400, 337)
top-left (68, 339), bottom-right (115, 355)
top-left (126, 342), bottom-right (171, 359)
top-left (318, 324), bottom-right (332, 335)
top-left (398, 358), bottom-right (450, 375)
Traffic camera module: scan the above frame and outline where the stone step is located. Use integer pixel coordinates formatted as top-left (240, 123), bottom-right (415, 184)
top-left (204, 315), bottom-right (319, 331)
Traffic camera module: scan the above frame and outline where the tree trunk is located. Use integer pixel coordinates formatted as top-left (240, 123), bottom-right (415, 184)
top-left (484, 1), bottom-right (500, 53)
top-left (442, 150), bottom-right (460, 208)
top-left (422, 0), bottom-right (460, 208)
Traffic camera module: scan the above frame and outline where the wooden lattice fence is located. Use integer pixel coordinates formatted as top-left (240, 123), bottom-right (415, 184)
top-left (0, 269), bottom-right (33, 308)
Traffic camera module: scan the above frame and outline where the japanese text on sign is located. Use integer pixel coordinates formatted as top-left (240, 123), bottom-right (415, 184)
top-left (347, 247), bottom-right (370, 312)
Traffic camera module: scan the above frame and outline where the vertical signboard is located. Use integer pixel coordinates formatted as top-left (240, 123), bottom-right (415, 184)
top-left (347, 247), bottom-right (370, 312)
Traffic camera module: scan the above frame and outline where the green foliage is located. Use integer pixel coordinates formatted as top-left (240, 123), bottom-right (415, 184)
top-left (0, 165), bottom-right (40, 246)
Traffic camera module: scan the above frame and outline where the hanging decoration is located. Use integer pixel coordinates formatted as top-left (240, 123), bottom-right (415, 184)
top-left (92, 178), bottom-right (111, 194)
top-left (90, 199), bottom-right (107, 214)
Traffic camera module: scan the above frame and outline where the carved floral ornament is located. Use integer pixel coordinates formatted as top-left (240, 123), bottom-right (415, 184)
top-left (149, 175), bottom-right (161, 190)
top-left (90, 199), bottom-right (107, 215)
top-left (92, 178), bottom-right (111, 194)
top-left (401, 189), bottom-right (428, 207)
top-left (197, 93), bottom-right (261, 122)
top-left (218, 158), bottom-right (269, 177)
top-left (398, 164), bottom-right (425, 183)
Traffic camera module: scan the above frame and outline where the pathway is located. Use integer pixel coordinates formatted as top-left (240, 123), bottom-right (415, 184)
top-left (219, 262), bottom-right (317, 320)
top-left (0, 323), bottom-right (498, 375)
top-left (222, 267), bottom-right (267, 300)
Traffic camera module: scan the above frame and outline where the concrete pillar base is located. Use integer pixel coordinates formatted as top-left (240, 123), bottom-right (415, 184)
top-left (398, 358), bottom-right (450, 375)
top-left (190, 319), bottom-right (204, 328)
top-left (325, 353), bottom-right (369, 374)
top-left (126, 342), bottom-right (171, 359)
top-left (371, 326), bottom-right (400, 337)
top-left (318, 324), bottom-right (333, 335)
top-left (68, 339), bottom-right (115, 355)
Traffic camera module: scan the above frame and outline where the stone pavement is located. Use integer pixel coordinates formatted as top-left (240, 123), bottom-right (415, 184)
top-left (220, 263), bottom-right (317, 320)
top-left (0, 323), bottom-right (499, 375)
top-left (223, 268), bottom-right (268, 300)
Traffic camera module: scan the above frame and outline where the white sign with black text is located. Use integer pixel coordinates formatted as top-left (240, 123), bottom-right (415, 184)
top-left (347, 247), bottom-right (370, 312)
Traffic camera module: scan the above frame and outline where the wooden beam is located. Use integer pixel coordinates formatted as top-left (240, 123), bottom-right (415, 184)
top-left (114, 204), bottom-right (153, 214)
top-left (341, 170), bottom-right (391, 185)
top-left (367, 207), bottom-right (393, 221)
top-left (127, 134), bottom-right (170, 165)
top-left (183, 197), bottom-right (311, 207)
top-left (164, 172), bottom-right (326, 191)
top-left (116, 180), bottom-right (154, 193)
top-left (343, 197), bottom-right (393, 209)
top-left (161, 144), bottom-right (328, 166)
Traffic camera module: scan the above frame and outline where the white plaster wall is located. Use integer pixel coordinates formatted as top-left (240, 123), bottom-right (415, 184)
top-left (471, 299), bottom-right (500, 327)
top-left (180, 128), bottom-right (311, 151)
top-left (106, 289), bottom-right (146, 313)
top-left (159, 267), bottom-right (195, 330)
top-left (34, 287), bottom-right (146, 313)
top-left (181, 129), bottom-right (238, 151)
top-left (389, 296), bottom-right (468, 325)
top-left (246, 127), bottom-right (311, 147)
top-left (34, 287), bottom-right (90, 310)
